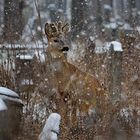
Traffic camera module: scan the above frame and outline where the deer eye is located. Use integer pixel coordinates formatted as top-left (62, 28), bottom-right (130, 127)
top-left (54, 39), bottom-right (59, 43)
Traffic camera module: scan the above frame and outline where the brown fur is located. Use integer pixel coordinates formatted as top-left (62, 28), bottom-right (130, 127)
top-left (45, 22), bottom-right (108, 128)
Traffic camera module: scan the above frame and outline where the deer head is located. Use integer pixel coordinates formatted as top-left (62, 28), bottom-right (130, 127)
top-left (45, 21), bottom-right (70, 55)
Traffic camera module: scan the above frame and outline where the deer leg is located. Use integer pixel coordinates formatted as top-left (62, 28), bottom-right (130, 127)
top-left (71, 100), bottom-right (78, 128)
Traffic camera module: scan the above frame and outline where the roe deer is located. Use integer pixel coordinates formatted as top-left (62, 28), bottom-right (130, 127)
top-left (45, 22), bottom-right (109, 128)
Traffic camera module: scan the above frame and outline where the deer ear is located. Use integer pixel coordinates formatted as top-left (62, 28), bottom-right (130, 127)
top-left (45, 22), bottom-right (58, 38)
top-left (62, 23), bottom-right (70, 34)
top-left (50, 23), bottom-right (58, 36)
top-left (45, 23), bottom-right (50, 37)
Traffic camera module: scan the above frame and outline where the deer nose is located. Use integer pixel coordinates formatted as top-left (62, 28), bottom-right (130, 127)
top-left (61, 46), bottom-right (69, 52)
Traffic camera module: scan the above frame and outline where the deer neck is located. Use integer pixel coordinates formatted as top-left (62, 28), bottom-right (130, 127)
top-left (48, 49), bottom-right (72, 91)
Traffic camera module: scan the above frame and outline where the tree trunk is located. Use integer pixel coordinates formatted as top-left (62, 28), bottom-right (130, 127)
top-left (3, 0), bottom-right (24, 42)
top-left (108, 42), bottom-right (123, 102)
top-left (71, 0), bottom-right (89, 40)
top-left (96, 0), bottom-right (103, 26)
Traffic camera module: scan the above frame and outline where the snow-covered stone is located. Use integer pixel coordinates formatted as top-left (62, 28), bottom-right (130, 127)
top-left (95, 40), bottom-right (109, 54)
top-left (110, 41), bottom-right (123, 52)
top-left (0, 94), bottom-right (23, 104)
top-left (39, 113), bottom-right (61, 140)
top-left (0, 87), bottom-right (19, 98)
top-left (95, 40), bottom-right (123, 54)
top-left (0, 87), bottom-right (22, 104)
top-left (0, 87), bottom-right (23, 139)
top-left (0, 98), bottom-right (7, 111)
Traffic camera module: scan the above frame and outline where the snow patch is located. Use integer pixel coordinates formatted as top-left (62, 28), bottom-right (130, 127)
top-left (103, 22), bottom-right (117, 29)
top-left (110, 41), bottom-right (123, 52)
top-left (0, 98), bottom-right (7, 111)
top-left (131, 74), bottom-right (139, 82)
top-left (95, 40), bottom-right (109, 53)
top-left (0, 95), bottom-right (23, 104)
top-left (0, 42), bottom-right (47, 50)
top-left (16, 53), bottom-right (34, 60)
top-left (95, 41), bottom-right (123, 54)
top-left (89, 36), bottom-right (95, 42)
top-left (0, 87), bottom-right (22, 104)
top-left (32, 103), bottom-right (46, 122)
top-left (103, 4), bottom-right (112, 11)
top-left (120, 108), bottom-right (133, 123)
top-left (21, 79), bottom-right (34, 85)
top-left (68, 42), bottom-right (85, 62)
top-left (136, 26), bottom-right (140, 34)
top-left (0, 87), bottom-right (19, 98)
top-left (34, 50), bottom-right (46, 63)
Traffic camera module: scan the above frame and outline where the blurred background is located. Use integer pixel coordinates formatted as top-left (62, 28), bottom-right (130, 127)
top-left (0, 0), bottom-right (140, 43)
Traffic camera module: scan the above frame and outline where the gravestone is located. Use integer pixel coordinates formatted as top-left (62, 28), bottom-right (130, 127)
top-left (0, 87), bottom-right (23, 140)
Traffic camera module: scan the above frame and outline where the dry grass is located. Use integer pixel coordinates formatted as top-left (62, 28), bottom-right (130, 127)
top-left (0, 26), bottom-right (139, 140)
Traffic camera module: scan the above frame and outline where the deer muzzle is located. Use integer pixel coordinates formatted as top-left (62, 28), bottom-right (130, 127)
top-left (61, 46), bottom-right (69, 52)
